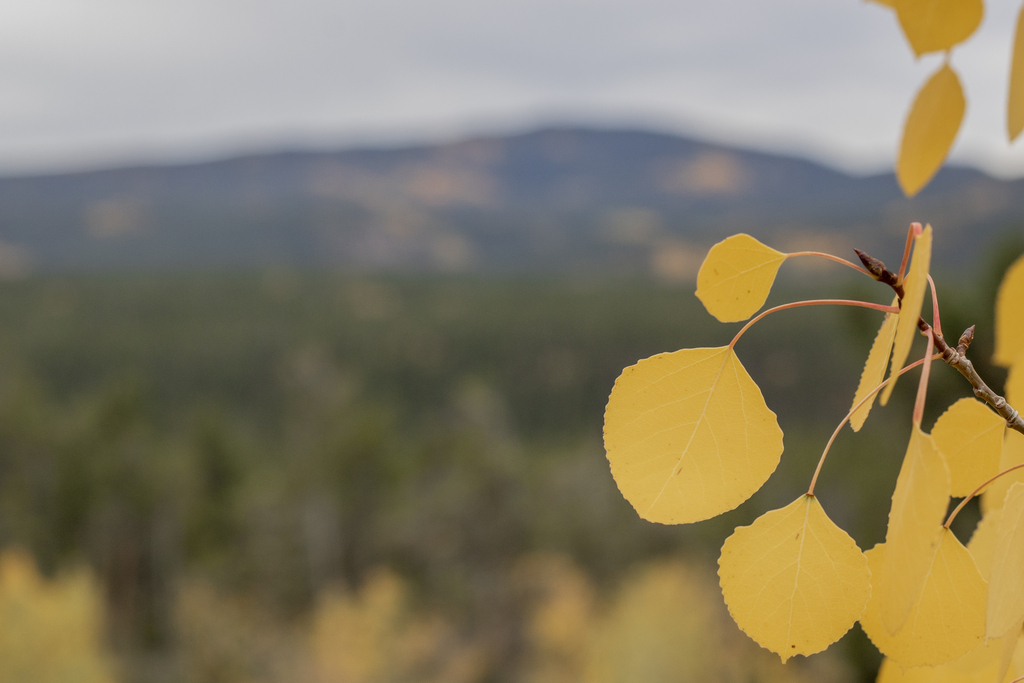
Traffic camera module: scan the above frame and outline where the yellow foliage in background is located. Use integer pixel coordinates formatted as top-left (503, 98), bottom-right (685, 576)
top-left (518, 554), bottom-right (853, 683)
top-left (175, 579), bottom-right (305, 683)
top-left (515, 555), bottom-right (596, 683)
top-left (309, 570), bottom-right (485, 683)
top-left (0, 549), bottom-right (118, 683)
top-left (0, 545), bottom-right (858, 683)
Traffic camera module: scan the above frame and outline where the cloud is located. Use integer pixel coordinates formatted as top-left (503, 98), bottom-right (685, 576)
top-left (0, 0), bottom-right (1020, 176)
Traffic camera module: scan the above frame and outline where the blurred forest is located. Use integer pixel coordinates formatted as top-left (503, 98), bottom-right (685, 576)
top-left (0, 228), bottom-right (1020, 682)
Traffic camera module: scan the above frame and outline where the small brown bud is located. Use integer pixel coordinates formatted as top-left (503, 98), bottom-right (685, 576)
top-left (854, 248), bottom-right (903, 297)
top-left (854, 249), bottom-right (887, 281)
top-left (957, 325), bottom-right (975, 355)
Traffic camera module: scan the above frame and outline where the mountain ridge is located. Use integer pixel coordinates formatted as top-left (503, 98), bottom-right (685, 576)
top-left (0, 127), bottom-right (1018, 276)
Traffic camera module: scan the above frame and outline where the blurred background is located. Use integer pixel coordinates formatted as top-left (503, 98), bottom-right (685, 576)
top-left (0, 2), bottom-right (1023, 682)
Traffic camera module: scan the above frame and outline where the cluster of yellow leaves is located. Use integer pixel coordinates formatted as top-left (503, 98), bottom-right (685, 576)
top-left (604, 234), bottom-right (1024, 675)
top-left (605, 233), bottom-right (789, 525)
top-left (0, 549), bottom-right (118, 683)
top-left (867, 480), bottom-right (1024, 682)
top-left (868, 0), bottom-right (1024, 196)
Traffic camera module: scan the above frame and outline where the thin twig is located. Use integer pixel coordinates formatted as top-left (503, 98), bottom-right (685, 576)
top-left (927, 274), bottom-right (942, 340)
top-left (896, 223), bottom-right (920, 285)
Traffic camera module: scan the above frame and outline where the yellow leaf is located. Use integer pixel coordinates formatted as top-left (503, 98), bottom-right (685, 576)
top-left (882, 225), bottom-right (933, 405)
top-left (695, 234), bottom-right (787, 323)
top-left (718, 494), bottom-right (869, 662)
top-left (1009, 4), bottom-right (1024, 141)
top-left (896, 66), bottom-right (966, 198)
top-left (987, 483), bottom-right (1024, 638)
top-left (604, 346), bottom-right (783, 524)
top-left (851, 297), bottom-right (900, 432)
top-left (968, 506), bottom-right (1003, 581)
top-left (875, 634), bottom-right (1023, 683)
top-left (869, 0), bottom-right (896, 7)
top-left (894, 0), bottom-right (983, 57)
top-left (994, 254), bottom-right (1024, 367)
top-left (861, 538), bottom-right (986, 668)
top-left (983, 430), bottom-right (1024, 514)
top-left (879, 425), bottom-right (950, 634)
top-left (877, 646), bottom-right (1013, 683)
top-left (876, 658), bottom-right (932, 683)
top-left (998, 626), bottom-right (1024, 683)
top-left (947, 635), bottom-right (1005, 675)
top-left (1014, 631), bottom-right (1024, 675)
top-left (932, 398), bottom-right (1005, 497)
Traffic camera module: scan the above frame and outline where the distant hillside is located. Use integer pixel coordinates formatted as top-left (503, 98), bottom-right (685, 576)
top-left (0, 127), bottom-right (1019, 277)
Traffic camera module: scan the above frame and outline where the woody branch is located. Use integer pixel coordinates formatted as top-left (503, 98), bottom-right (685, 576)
top-left (855, 249), bottom-right (1024, 437)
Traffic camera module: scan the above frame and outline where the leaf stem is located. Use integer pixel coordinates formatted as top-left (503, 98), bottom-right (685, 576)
top-left (807, 354), bottom-right (939, 496)
top-left (728, 299), bottom-right (899, 350)
top-left (912, 330), bottom-right (936, 428)
top-left (944, 462), bottom-right (1024, 529)
top-left (896, 223), bottom-right (921, 285)
top-left (927, 274), bottom-right (942, 339)
top-left (786, 251), bottom-right (871, 276)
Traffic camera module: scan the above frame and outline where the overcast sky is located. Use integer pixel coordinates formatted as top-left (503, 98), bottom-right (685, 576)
top-left (2, 0), bottom-right (1023, 176)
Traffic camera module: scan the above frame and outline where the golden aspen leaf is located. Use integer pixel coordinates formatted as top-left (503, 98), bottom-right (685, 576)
top-left (851, 297), bottom-right (900, 432)
top-left (879, 425), bottom-right (950, 634)
top-left (896, 66), bottom-right (966, 198)
top-left (1009, 5), bottom-right (1024, 142)
top-left (604, 346), bottom-right (783, 524)
top-left (695, 234), bottom-right (787, 323)
top-left (861, 538), bottom-right (986, 668)
top-left (987, 483), bottom-right (1024, 638)
top-left (983, 430), bottom-right (1024, 514)
top-left (947, 635), bottom-right (1004, 675)
top-left (882, 225), bottom-right (933, 405)
top-left (968, 506), bottom-right (1003, 581)
top-left (876, 658), bottom-right (931, 683)
top-left (994, 254), bottom-right (1024, 367)
top-left (877, 644), bottom-right (1014, 683)
top-left (877, 658), bottom-right (934, 683)
top-left (718, 494), bottom-right (869, 662)
top-left (894, 0), bottom-right (983, 57)
top-left (870, 0), bottom-right (896, 7)
top-left (932, 398), bottom-right (1005, 497)
top-left (997, 626), bottom-right (1024, 683)
top-left (1013, 631), bottom-right (1024, 677)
